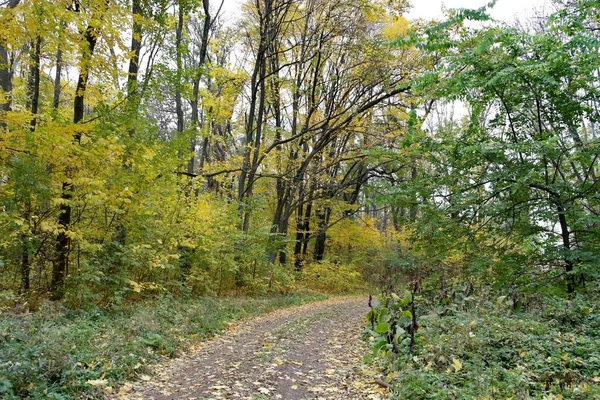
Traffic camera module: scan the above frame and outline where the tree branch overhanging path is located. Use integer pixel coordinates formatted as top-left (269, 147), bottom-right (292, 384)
top-left (111, 297), bottom-right (388, 400)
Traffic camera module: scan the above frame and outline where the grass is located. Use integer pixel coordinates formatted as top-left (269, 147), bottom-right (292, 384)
top-left (367, 290), bottom-right (600, 399)
top-left (0, 291), bottom-right (326, 399)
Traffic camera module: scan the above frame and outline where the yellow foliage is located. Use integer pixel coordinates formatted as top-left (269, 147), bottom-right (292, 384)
top-left (328, 217), bottom-right (384, 256)
top-left (382, 16), bottom-right (410, 41)
top-left (301, 261), bottom-right (363, 293)
top-left (0, 0), bottom-right (428, 307)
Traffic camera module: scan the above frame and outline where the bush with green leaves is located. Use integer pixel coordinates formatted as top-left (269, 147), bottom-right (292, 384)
top-left (365, 290), bottom-right (415, 360)
top-left (366, 288), bottom-right (600, 399)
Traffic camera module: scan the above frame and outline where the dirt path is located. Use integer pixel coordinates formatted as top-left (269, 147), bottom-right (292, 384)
top-left (114, 296), bottom-right (387, 400)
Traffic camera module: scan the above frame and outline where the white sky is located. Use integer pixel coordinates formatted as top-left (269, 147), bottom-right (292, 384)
top-left (408, 0), bottom-right (551, 22)
top-left (218, 0), bottom-right (552, 24)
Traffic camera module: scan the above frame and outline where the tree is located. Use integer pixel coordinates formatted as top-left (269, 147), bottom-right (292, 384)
top-left (374, 1), bottom-right (600, 294)
top-left (51, 0), bottom-right (102, 299)
top-left (0, 0), bottom-right (20, 122)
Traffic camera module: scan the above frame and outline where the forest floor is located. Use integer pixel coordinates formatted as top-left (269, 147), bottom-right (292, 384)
top-left (111, 296), bottom-right (389, 400)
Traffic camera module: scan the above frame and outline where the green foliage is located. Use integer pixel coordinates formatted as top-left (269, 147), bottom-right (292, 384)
top-left (2, 0), bottom-right (600, 396)
top-left (367, 287), bottom-right (600, 399)
top-left (365, 290), bottom-right (414, 359)
top-left (369, 0), bottom-right (600, 296)
top-left (0, 0), bottom-right (423, 310)
top-left (0, 293), bottom-right (325, 399)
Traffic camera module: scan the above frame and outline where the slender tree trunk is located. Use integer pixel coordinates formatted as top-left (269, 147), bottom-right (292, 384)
top-left (556, 201), bottom-right (575, 294)
top-left (51, 23), bottom-right (98, 300)
top-left (0, 0), bottom-right (20, 124)
top-left (301, 200), bottom-right (313, 256)
top-left (173, 2), bottom-right (190, 276)
top-left (390, 205), bottom-right (401, 231)
top-left (199, 136), bottom-right (209, 169)
top-left (53, 48), bottom-right (62, 110)
top-left (27, 37), bottom-right (41, 128)
top-left (175, 5), bottom-right (184, 135)
top-left (238, 0), bottom-right (276, 232)
top-left (294, 181), bottom-right (314, 271)
top-left (188, 0), bottom-right (210, 177)
top-left (19, 196), bottom-right (31, 294)
top-left (293, 206), bottom-right (305, 271)
top-left (0, 44), bottom-right (11, 116)
top-left (113, 0), bottom-right (144, 254)
top-left (313, 206), bottom-right (331, 262)
top-left (19, 220), bottom-right (30, 293)
top-left (73, 27), bottom-right (97, 128)
top-left (267, 41), bottom-right (286, 264)
top-left (127, 0), bottom-right (142, 109)
top-left (242, 59), bottom-right (267, 233)
top-left (20, 35), bottom-right (41, 295)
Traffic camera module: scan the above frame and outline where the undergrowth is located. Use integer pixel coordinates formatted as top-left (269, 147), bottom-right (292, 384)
top-left (0, 292), bottom-right (325, 399)
top-left (366, 288), bottom-right (600, 399)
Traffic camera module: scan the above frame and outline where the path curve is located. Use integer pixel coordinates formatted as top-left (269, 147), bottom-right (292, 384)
top-left (113, 296), bottom-right (386, 399)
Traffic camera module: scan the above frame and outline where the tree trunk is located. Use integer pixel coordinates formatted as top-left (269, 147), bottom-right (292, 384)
top-left (238, 0), bottom-right (274, 232)
top-left (267, 42), bottom-right (286, 264)
top-left (175, 5), bottom-right (184, 135)
top-left (556, 201), bottom-right (576, 294)
top-left (188, 0), bottom-right (210, 177)
top-left (27, 37), bottom-right (41, 128)
top-left (126, 0), bottom-right (142, 120)
top-left (20, 35), bottom-right (41, 295)
top-left (294, 181), bottom-right (314, 271)
top-left (19, 203), bottom-right (31, 294)
top-left (313, 205), bottom-right (331, 262)
top-left (53, 48), bottom-right (62, 110)
top-left (242, 60), bottom-right (267, 233)
top-left (390, 205), bottom-right (401, 231)
top-left (51, 23), bottom-right (98, 301)
top-left (0, 0), bottom-right (20, 123)
top-left (113, 0), bottom-right (144, 253)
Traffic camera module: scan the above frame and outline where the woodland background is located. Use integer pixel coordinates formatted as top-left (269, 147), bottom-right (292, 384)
top-left (0, 0), bottom-right (599, 397)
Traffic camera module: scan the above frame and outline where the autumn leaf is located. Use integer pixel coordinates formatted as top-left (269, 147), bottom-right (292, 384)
top-left (452, 358), bottom-right (463, 373)
top-left (86, 379), bottom-right (108, 387)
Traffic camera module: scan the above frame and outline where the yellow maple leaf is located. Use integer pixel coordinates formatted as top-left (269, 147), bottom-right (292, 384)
top-left (452, 358), bottom-right (463, 372)
top-left (86, 379), bottom-right (108, 387)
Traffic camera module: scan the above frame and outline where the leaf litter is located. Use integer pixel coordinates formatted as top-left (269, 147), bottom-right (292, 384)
top-left (109, 296), bottom-right (389, 399)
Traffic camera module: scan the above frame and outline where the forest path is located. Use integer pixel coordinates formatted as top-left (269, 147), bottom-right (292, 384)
top-left (114, 296), bottom-right (387, 400)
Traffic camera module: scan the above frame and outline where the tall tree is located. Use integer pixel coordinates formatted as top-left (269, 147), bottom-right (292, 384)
top-left (0, 0), bottom-right (20, 123)
top-left (51, 0), bottom-right (103, 300)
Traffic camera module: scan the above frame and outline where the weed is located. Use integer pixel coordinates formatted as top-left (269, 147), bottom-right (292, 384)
top-left (0, 292), bottom-right (325, 399)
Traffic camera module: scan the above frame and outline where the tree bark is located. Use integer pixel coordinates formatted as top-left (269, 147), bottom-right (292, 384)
top-left (313, 205), bottom-right (331, 262)
top-left (267, 34), bottom-right (286, 264)
top-left (51, 21), bottom-right (99, 300)
top-left (53, 48), bottom-right (62, 110)
top-left (19, 34), bottom-right (41, 295)
top-left (175, 5), bottom-right (184, 135)
top-left (125, 0), bottom-right (142, 137)
top-left (19, 199), bottom-right (31, 294)
top-left (556, 201), bottom-right (576, 294)
top-left (188, 0), bottom-right (210, 177)
top-left (0, 0), bottom-right (20, 123)
top-left (294, 182), bottom-right (314, 271)
top-left (127, 0), bottom-right (142, 99)
top-left (27, 37), bottom-right (41, 128)
top-left (239, 0), bottom-right (284, 233)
